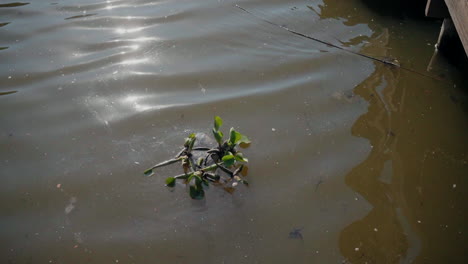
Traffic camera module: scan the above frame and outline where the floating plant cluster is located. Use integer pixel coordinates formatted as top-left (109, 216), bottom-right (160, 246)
top-left (144, 116), bottom-right (250, 199)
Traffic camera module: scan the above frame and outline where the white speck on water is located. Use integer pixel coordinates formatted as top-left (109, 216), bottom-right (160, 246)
top-left (417, 220), bottom-right (422, 224)
top-left (452, 184), bottom-right (456, 189)
top-left (65, 197), bottom-right (77, 214)
top-left (355, 247), bottom-right (359, 251)
top-left (8, 76), bottom-right (12, 79)
top-left (134, 161), bottom-right (140, 165)
top-left (199, 83), bottom-right (206, 94)
top-left (374, 228), bottom-right (378, 232)
top-left (272, 128), bottom-right (276, 132)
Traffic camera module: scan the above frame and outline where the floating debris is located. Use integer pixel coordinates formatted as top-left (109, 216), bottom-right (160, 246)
top-left (288, 228), bottom-right (303, 240)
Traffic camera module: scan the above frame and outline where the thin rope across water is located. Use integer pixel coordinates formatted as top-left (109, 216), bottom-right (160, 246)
top-left (235, 4), bottom-right (444, 82)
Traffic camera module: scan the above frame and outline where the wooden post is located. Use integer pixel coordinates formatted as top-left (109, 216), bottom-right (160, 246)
top-left (444, 0), bottom-right (468, 56)
top-left (436, 18), bottom-right (457, 51)
top-left (425, 0), bottom-right (449, 18)
top-left (425, 0), bottom-right (468, 58)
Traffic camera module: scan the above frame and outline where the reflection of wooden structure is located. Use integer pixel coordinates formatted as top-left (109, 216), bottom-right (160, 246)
top-left (425, 0), bottom-right (468, 57)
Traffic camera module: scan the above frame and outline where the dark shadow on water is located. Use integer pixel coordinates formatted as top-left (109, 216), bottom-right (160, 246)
top-left (361, 0), bottom-right (427, 18)
top-left (0, 91), bottom-right (17, 96)
top-left (65, 13), bottom-right (97, 20)
top-left (0, 2), bottom-right (30, 8)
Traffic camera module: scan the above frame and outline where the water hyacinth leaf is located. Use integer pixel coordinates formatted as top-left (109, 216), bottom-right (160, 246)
top-left (212, 128), bottom-right (223, 145)
top-left (187, 173), bottom-right (194, 183)
top-left (189, 185), bottom-right (205, 200)
top-left (165, 177), bottom-right (176, 187)
top-left (239, 134), bottom-right (251, 144)
top-left (194, 175), bottom-right (203, 190)
top-left (188, 136), bottom-right (196, 151)
top-left (194, 174), bottom-right (203, 183)
top-left (234, 153), bottom-right (248, 162)
top-left (196, 157), bottom-right (204, 167)
top-left (222, 154), bottom-right (235, 167)
top-left (229, 128), bottom-right (242, 145)
top-left (214, 116), bottom-right (223, 131)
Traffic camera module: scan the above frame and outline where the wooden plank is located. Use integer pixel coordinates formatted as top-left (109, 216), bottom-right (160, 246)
top-left (444, 0), bottom-right (468, 56)
top-left (425, 0), bottom-right (450, 18)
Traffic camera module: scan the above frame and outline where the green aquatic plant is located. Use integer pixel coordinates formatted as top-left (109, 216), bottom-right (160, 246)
top-left (144, 116), bottom-right (251, 199)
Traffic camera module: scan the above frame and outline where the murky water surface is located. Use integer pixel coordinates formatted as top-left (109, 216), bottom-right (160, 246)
top-left (1, 0), bottom-right (467, 263)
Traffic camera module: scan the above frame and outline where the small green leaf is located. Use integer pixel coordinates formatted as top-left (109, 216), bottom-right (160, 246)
top-left (239, 135), bottom-right (251, 144)
top-left (188, 136), bottom-right (196, 151)
top-left (229, 128), bottom-right (242, 145)
top-left (196, 157), bottom-right (204, 167)
top-left (214, 116), bottom-right (223, 131)
top-left (212, 128), bottom-right (223, 145)
top-left (194, 175), bottom-right (203, 189)
top-left (165, 177), bottom-right (176, 187)
top-left (222, 154), bottom-right (235, 161)
top-left (187, 173), bottom-right (194, 183)
top-left (234, 153), bottom-right (248, 162)
top-left (222, 154), bottom-right (235, 167)
top-left (189, 185), bottom-right (205, 200)
top-left (144, 168), bottom-right (153, 176)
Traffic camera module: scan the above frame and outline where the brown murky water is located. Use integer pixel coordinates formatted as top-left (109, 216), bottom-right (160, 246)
top-left (1, 0), bottom-right (467, 263)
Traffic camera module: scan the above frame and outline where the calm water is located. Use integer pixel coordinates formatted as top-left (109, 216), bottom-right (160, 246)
top-left (1, 0), bottom-right (467, 263)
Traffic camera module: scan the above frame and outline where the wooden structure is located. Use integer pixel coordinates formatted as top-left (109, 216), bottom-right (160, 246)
top-left (426, 0), bottom-right (468, 57)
